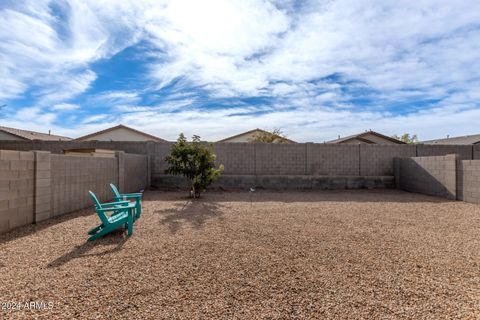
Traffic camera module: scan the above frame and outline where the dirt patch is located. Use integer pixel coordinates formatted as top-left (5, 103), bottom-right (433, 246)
top-left (1, 189), bottom-right (479, 319)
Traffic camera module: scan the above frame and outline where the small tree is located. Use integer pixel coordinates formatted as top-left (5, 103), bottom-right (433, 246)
top-left (392, 133), bottom-right (419, 144)
top-left (248, 128), bottom-right (290, 143)
top-left (165, 134), bottom-right (224, 198)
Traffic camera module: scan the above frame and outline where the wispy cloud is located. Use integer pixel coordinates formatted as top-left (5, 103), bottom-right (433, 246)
top-left (50, 103), bottom-right (80, 111)
top-left (90, 90), bottom-right (141, 106)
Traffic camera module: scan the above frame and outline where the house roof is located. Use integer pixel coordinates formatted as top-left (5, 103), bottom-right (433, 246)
top-left (217, 128), bottom-right (297, 143)
top-left (326, 130), bottom-right (405, 144)
top-left (0, 125), bottom-right (72, 141)
top-left (75, 124), bottom-right (166, 142)
top-left (421, 134), bottom-right (480, 145)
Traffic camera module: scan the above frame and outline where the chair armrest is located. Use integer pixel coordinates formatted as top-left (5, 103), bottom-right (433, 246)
top-left (97, 203), bottom-right (136, 212)
top-left (121, 193), bottom-right (143, 197)
top-left (100, 200), bottom-right (131, 207)
top-left (114, 195), bottom-right (142, 202)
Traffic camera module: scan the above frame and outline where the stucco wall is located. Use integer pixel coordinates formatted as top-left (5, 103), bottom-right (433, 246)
top-left (0, 131), bottom-right (25, 141)
top-left (221, 131), bottom-right (258, 143)
top-left (337, 138), bottom-right (368, 145)
top-left (361, 133), bottom-right (398, 145)
top-left (77, 127), bottom-right (160, 142)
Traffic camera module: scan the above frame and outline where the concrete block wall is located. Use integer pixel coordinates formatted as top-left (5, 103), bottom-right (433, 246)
top-left (152, 142), bottom-right (173, 174)
top-left (214, 143), bottom-right (255, 175)
top-left (2, 141), bottom-right (479, 192)
top-left (0, 149), bottom-right (149, 234)
top-left (51, 155), bottom-right (118, 217)
top-left (396, 155), bottom-right (457, 200)
top-left (417, 145), bottom-right (473, 160)
top-left (457, 160), bottom-right (480, 203)
top-left (0, 150), bottom-right (35, 233)
top-left (307, 144), bottom-right (359, 175)
top-left (1, 140), bottom-right (477, 177)
top-left (152, 174), bottom-right (395, 190)
top-left (124, 153), bottom-right (149, 193)
top-left (35, 151), bottom-right (52, 222)
top-left (360, 145), bottom-right (416, 176)
top-left (474, 145), bottom-right (480, 160)
top-left (0, 141), bottom-right (152, 163)
top-left (255, 143), bottom-right (306, 175)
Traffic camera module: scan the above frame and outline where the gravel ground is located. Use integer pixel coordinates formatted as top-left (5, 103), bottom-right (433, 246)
top-left (0, 189), bottom-right (479, 319)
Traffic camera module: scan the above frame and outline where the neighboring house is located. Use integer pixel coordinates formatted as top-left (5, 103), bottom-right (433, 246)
top-left (218, 128), bottom-right (296, 143)
top-left (326, 130), bottom-right (405, 144)
top-left (421, 134), bottom-right (480, 145)
top-left (0, 126), bottom-right (71, 141)
top-left (75, 124), bottom-right (165, 142)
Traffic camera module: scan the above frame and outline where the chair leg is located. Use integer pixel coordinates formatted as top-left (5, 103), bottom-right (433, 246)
top-left (135, 203), bottom-right (141, 221)
top-left (88, 224), bottom-right (103, 235)
top-left (127, 212), bottom-right (133, 236)
top-left (88, 227), bottom-right (111, 241)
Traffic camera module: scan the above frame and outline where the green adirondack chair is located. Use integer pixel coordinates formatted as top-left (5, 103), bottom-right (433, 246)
top-left (110, 183), bottom-right (143, 221)
top-left (87, 191), bottom-right (135, 241)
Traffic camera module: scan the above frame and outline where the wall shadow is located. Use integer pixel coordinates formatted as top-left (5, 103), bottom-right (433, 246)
top-left (398, 158), bottom-right (453, 200)
top-left (145, 189), bottom-right (450, 204)
top-left (47, 232), bottom-right (129, 268)
top-left (156, 199), bottom-right (224, 234)
top-left (0, 207), bottom-right (94, 246)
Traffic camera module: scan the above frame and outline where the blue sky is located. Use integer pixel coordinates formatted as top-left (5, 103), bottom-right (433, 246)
top-left (1, 0), bottom-right (480, 142)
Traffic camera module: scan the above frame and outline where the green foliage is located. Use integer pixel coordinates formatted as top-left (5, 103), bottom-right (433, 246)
top-left (248, 128), bottom-right (290, 143)
top-left (392, 133), bottom-right (419, 144)
top-left (165, 134), bottom-right (224, 198)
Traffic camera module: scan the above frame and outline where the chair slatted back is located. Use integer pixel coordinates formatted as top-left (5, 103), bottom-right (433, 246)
top-left (110, 183), bottom-right (122, 199)
top-left (88, 191), bottom-right (110, 225)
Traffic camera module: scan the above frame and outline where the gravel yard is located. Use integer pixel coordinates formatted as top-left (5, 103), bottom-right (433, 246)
top-left (1, 189), bottom-right (479, 319)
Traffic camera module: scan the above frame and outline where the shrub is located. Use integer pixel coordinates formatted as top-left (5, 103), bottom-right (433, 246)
top-left (165, 134), bottom-right (224, 198)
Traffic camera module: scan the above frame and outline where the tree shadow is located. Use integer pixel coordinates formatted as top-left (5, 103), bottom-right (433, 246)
top-left (47, 231), bottom-right (129, 268)
top-left (156, 199), bottom-right (224, 234)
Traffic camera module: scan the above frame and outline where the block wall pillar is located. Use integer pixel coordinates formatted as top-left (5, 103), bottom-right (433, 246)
top-left (116, 151), bottom-right (125, 192)
top-left (444, 154), bottom-right (457, 200)
top-left (34, 151), bottom-right (52, 223)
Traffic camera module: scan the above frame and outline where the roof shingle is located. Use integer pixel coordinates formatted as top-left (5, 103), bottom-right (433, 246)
top-left (0, 126), bottom-right (72, 141)
top-left (421, 134), bottom-right (480, 145)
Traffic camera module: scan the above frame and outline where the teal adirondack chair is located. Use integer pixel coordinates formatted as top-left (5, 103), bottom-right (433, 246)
top-left (109, 183), bottom-right (143, 221)
top-left (87, 191), bottom-right (135, 241)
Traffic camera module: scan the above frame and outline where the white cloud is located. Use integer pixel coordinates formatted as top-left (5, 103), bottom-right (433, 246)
top-left (51, 103), bottom-right (80, 111)
top-left (91, 90), bottom-right (141, 106)
top-left (82, 114), bottom-right (110, 124)
top-left (110, 103), bottom-right (480, 142)
top-left (1, 0), bottom-right (480, 141)
top-left (35, 70), bottom-right (97, 103)
top-left (0, 0), bottom-right (145, 102)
